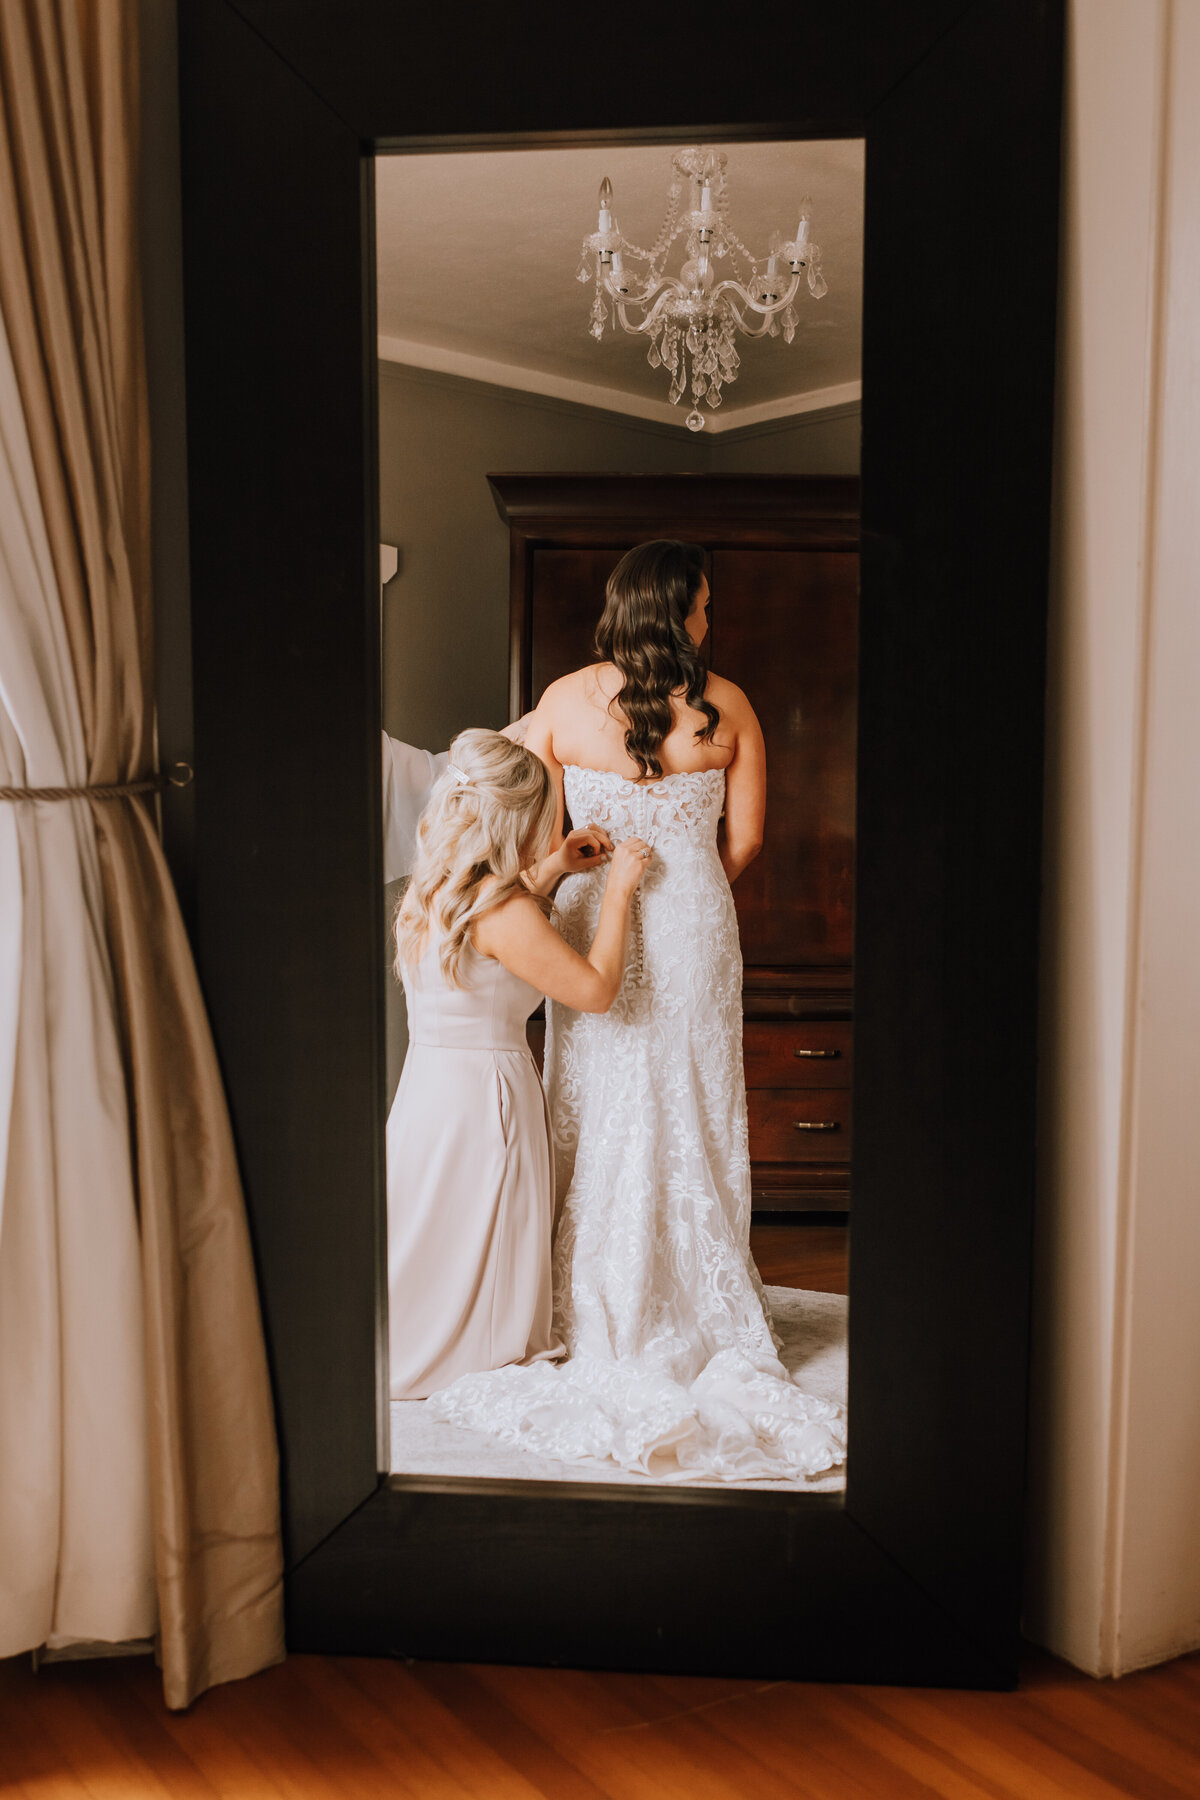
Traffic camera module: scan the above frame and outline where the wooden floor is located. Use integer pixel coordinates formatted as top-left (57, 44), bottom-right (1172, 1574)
top-left (750, 1222), bottom-right (849, 1293)
top-left (12, 1225), bottom-right (1192, 1798)
top-left (3, 1644), bottom-right (1199, 1797)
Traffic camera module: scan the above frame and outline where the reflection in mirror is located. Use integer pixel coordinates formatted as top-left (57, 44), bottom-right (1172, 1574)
top-left (379, 140), bottom-right (862, 1492)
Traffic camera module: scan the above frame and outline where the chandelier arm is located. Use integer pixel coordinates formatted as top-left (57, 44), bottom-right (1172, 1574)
top-left (720, 300), bottom-right (777, 338)
top-left (614, 287), bottom-right (682, 335)
top-left (599, 268), bottom-right (674, 309)
top-left (710, 269), bottom-right (802, 318)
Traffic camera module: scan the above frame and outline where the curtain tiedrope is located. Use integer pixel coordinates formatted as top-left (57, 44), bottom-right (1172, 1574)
top-left (0, 0), bottom-right (284, 1708)
top-left (0, 760), bottom-right (192, 802)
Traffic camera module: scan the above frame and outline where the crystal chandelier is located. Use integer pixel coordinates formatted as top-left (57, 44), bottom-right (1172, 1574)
top-left (578, 148), bottom-right (828, 431)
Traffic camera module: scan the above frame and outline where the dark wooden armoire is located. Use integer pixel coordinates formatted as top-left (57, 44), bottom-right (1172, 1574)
top-left (490, 474), bottom-right (859, 1212)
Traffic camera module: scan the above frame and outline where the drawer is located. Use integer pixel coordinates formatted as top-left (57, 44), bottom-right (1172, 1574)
top-left (743, 1021), bottom-right (852, 1088)
top-left (751, 1167), bottom-right (851, 1212)
top-left (748, 1088), bottom-right (852, 1164)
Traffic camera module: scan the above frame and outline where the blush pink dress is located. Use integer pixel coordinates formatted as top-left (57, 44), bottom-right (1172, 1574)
top-left (386, 937), bottom-right (563, 1400)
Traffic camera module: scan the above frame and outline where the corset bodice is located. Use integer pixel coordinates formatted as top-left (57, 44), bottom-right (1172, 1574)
top-left (563, 764), bottom-right (727, 859)
top-left (557, 765), bottom-right (735, 998)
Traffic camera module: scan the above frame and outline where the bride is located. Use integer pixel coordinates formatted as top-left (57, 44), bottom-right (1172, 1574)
top-left (428, 540), bottom-right (846, 1483)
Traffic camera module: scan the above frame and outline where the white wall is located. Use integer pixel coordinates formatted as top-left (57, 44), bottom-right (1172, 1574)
top-left (1025, 0), bottom-right (1200, 1677)
top-left (378, 362), bottom-right (710, 753)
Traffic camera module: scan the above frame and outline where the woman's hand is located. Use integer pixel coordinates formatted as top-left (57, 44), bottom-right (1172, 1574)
top-left (558, 824), bottom-right (613, 874)
top-left (525, 825), bottom-right (613, 896)
top-left (481, 833), bottom-right (652, 1014)
top-left (606, 836), bottom-right (652, 904)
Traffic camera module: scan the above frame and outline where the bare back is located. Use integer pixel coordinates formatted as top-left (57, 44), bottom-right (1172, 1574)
top-left (536, 663), bottom-right (735, 781)
top-left (525, 662), bottom-right (767, 884)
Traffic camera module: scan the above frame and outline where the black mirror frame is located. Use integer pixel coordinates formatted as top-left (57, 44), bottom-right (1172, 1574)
top-left (177, 0), bottom-right (1063, 1686)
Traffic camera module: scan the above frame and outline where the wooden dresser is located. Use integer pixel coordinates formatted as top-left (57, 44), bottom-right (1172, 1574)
top-left (491, 474), bottom-right (858, 1212)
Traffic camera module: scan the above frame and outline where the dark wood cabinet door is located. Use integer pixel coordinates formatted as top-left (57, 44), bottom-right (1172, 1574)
top-left (529, 548), bottom-right (612, 706)
top-left (710, 549), bottom-right (858, 968)
top-left (529, 544), bottom-right (711, 710)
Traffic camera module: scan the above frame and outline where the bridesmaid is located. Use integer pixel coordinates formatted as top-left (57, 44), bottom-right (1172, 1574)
top-left (387, 728), bottom-right (649, 1400)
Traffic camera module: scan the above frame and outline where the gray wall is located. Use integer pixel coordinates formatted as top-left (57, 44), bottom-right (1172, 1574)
top-left (380, 363), bottom-right (703, 753)
top-left (709, 402), bottom-right (862, 475)
top-left (379, 359), bottom-right (860, 758)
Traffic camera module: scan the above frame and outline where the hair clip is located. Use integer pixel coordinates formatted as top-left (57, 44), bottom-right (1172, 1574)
top-left (447, 763), bottom-right (470, 787)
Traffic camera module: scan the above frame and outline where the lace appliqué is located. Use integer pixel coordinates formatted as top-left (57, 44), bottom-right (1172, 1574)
top-left (428, 766), bottom-right (847, 1483)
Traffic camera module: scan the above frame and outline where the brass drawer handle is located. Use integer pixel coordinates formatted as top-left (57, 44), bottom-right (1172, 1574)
top-left (794, 1047), bottom-right (840, 1059)
top-left (793, 1120), bottom-right (840, 1132)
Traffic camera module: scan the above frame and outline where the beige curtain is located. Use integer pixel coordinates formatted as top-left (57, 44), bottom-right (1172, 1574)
top-left (0, 0), bottom-right (284, 1708)
top-left (0, 251), bottom-right (156, 1670)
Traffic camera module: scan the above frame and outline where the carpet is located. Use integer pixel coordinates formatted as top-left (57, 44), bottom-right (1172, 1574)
top-left (389, 1285), bottom-right (847, 1493)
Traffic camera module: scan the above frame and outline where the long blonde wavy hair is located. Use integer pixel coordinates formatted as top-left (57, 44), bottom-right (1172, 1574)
top-left (394, 728), bottom-right (557, 987)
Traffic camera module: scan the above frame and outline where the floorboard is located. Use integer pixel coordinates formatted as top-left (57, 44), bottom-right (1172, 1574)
top-left (3, 1646), bottom-right (1198, 1798)
top-left (750, 1223), bottom-right (849, 1293)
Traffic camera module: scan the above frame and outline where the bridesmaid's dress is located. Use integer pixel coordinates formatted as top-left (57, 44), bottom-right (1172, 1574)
top-left (386, 936), bottom-right (562, 1400)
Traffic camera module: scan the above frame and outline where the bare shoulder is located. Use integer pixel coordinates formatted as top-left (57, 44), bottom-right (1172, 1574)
top-left (473, 885), bottom-right (548, 954)
top-left (536, 665), bottom-right (602, 711)
top-left (705, 671), bottom-right (759, 723)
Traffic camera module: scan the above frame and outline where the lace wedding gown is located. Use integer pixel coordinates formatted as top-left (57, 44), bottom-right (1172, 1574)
top-left (427, 765), bottom-right (847, 1483)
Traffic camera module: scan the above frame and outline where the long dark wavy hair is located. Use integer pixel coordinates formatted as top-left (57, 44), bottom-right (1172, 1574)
top-left (594, 539), bottom-right (719, 779)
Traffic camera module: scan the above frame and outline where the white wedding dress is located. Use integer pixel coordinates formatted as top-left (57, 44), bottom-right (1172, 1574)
top-left (427, 765), bottom-right (847, 1483)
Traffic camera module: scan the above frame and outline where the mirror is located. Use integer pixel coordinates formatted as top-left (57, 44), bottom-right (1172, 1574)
top-left (377, 140), bottom-right (864, 1494)
top-left (178, 0), bottom-right (1060, 1676)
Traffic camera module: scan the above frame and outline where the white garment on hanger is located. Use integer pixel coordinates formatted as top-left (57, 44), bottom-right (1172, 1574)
top-left (381, 734), bottom-right (448, 882)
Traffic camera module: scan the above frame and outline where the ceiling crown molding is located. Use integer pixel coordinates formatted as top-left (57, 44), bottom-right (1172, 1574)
top-left (377, 332), bottom-right (861, 434)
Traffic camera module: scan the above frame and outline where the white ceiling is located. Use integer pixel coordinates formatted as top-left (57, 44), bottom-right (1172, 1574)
top-left (375, 139), bottom-right (864, 431)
